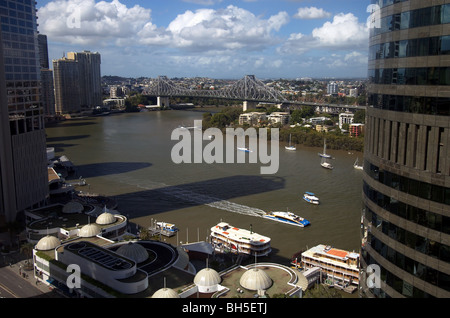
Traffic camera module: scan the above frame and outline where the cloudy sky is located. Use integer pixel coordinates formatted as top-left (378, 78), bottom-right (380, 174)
top-left (36, 0), bottom-right (372, 79)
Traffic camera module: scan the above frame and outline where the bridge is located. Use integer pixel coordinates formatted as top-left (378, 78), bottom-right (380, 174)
top-left (143, 75), bottom-right (366, 113)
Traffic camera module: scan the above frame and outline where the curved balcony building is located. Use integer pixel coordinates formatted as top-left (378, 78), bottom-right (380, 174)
top-left (361, 0), bottom-right (450, 298)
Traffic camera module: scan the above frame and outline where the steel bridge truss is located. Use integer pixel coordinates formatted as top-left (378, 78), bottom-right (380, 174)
top-left (143, 75), bottom-right (289, 104)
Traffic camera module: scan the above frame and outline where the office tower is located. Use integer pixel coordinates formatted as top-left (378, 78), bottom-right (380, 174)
top-left (0, 29), bottom-right (16, 226)
top-left (38, 34), bottom-right (55, 117)
top-left (53, 51), bottom-right (101, 114)
top-left (67, 51), bottom-right (102, 109)
top-left (0, 0), bottom-right (48, 223)
top-left (37, 34), bottom-right (49, 69)
top-left (53, 57), bottom-right (80, 114)
top-left (361, 1), bottom-right (450, 298)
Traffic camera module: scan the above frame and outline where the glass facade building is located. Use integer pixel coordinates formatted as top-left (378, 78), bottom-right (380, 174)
top-left (0, 0), bottom-right (48, 222)
top-left (361, 0), bottom-right (450, 297)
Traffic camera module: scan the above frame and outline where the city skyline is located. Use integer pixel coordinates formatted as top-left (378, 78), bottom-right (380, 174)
top-left (36, 0), bottom-right (371, 79)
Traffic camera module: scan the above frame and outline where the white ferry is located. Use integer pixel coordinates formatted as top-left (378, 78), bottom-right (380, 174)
top-left (303, 192), bottom-right (320, 205)
top-left (210, 222), bottom-right (271, 257)
top-left (263, 211), bottom-right (310, 227)
top-left (156, 222), bottom-right (178, 234)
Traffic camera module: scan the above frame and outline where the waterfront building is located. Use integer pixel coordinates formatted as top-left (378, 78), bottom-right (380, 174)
top-left (53, 51), bottom-right (101, 115)
top-left (361, 0), bottom-right (450, 298)
top-left (299, 244), bottom-right (360, 289)
top-left (66, 51), bottom-right (102, 110)
top-left (349, 123), bottom-right (364, 137)
top-left (339, 112), bottom-right (354, 129)
top-left (0, 0), bottom-right (48, 224)
top-left (238, 112), bottom-right (267, 126)
top-left (38, 34), bottom-right (55, 117)
top-left (53, 57), bottom-right (81, 114)
top-left (267, 112), bottom-right (290, 125)
top-left (210, 222), bottom-right (271, 257)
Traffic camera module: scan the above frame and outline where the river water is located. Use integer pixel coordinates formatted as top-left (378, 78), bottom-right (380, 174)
top-left (45, 109), bottom-right (363, 265)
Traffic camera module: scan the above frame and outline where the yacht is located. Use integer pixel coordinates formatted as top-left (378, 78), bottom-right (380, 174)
top-left (353, 157), bottom-right (363, 170)
top-left (285, 134), bottom-right (296, 151)
top-left (318, 139), bottom-right (332, 158)
top-left (321, 159), bottom-right (334, 170)
top-left (263, 211), bottom-right (310, 227)
top-left (303, 192), bottom-right (320, 205)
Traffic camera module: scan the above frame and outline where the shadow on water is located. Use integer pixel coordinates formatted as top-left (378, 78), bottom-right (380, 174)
top-left (114, 174), bottom-right (285, 218)
top-left (46, 143), bottom-right (79, 152)
top-left (74, 162), bottom-right (152, 178)
top-left (46, 134), bottom-right (90, 143)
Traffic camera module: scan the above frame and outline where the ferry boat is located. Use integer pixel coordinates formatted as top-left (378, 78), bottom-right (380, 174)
top-left (210, 222), bottom-right (271, 257)
top-left (156, 222), bottom-right (178, 234)
top-left (298, 244), bottom-right (360, 292)
top-left (263, 211), bottom-right (310, 227)
top-left (303, 192), bottom-right (319, 205)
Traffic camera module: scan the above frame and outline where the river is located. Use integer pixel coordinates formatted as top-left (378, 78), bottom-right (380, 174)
top-left (45, 109), bottom-right (363, 265)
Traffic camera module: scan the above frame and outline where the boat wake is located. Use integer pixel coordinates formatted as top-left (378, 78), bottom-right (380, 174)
top-left (111, 175), bottom-right (266, 218)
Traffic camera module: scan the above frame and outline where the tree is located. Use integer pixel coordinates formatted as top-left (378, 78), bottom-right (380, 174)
top-left (354, 110), bottom-right (366, 123)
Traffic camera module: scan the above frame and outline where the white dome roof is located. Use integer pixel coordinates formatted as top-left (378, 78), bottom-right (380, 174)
top-left (96, 212), bottom-right (116, 225)
top-left (36, 235), bottom-right (61, 251)
top-left (62, 201), bottom-right (83, 214)
top-left (116, 242), bottom-right (149, 263)
top-left (78, 223), bottom-right (101, 237)
top-left (239, 267), bottom-right (272, 291)
top-left (152, 288), bottom-right (180, 298)
top-left (194, 268), bottom-right (221, 287)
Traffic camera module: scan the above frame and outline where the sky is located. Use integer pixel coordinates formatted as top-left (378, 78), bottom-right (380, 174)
top-left (36, 0), bottom-right (373, 79)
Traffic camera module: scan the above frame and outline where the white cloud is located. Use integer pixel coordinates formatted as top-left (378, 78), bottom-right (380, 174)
top-left (38, 0), bottom-right (152, 46)
top-left (279, 12), bottom-right (368, 54)
top-left (294, 7), bottom-right (331, 20)
top-left (312, 13), bottom-right (368, 48)
top-left (145, 5), bottom-right (289, 52)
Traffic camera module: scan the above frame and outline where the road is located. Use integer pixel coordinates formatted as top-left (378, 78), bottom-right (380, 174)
top-left (0, 262), bottom-right (64, 298)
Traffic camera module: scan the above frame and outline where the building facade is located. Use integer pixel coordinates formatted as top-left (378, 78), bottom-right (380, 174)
top-left (53, 51), bottom-right (101, 114)
top-left (361, 0), bottom-right (450, 298)
top-left (53, 57), bottom-right (80, 114)
top-left (67, 51), bottom-right (102, 110)
top-left (0, 0), bottom-right (48, 223)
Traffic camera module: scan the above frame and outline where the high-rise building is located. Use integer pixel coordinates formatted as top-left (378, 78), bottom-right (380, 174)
top-left (53, 51), bottom-right (101, 114)
top-left (361, 0), bottom-right (450, 298)
top-left (0, 0), bottom-right (48, 223)
top-left (53, 57), bottom-right (80, 114)
top-left (38, 34), bottom-right (55, 117)
top-left (67, 51), bottom-right (102, 109)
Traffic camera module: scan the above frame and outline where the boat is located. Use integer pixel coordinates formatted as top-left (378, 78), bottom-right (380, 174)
top-left (210, 222), bottom-right (271, 257)
top-left (303, 192), bottom-right (320, 205)
top-left (285, 134), bottom-right (296, 151)
top-left (318, 139), bottom-right (332, 158)
top-left (156, 222), bottom-right (178, 234)
top-left (237, 147), bottom-right (252, 153)
top-left (353, 157), bottom-right (363, 170)
top-left (263, 211), bottom-right (310, 227)
top-left (320, 139), bottom-right (334, 169)
top-left (321, 160), bottom-right (334, 170)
